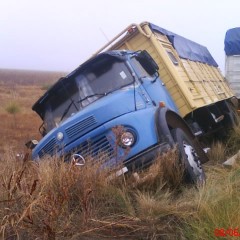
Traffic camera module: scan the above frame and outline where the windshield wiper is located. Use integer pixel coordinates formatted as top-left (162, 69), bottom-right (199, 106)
top-left (64, 85), bottom-right (133, 115)
top-left (60, 100), bottom-right (77, 121)
top-left (78, 83), bottom-right (134, 105)
top-left (77, 93), bottom-right (107, 104)
top-left (60, 94), bottom-right (106, 122)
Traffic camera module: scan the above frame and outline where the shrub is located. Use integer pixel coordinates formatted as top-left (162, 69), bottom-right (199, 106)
top-left (5, 102), bottom-right (21, 127)
top-left (5, 102), bottom-right (20, 115)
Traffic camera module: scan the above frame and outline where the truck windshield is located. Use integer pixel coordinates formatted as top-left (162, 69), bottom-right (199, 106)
top-left (41, 57), bottom-right (134, 133)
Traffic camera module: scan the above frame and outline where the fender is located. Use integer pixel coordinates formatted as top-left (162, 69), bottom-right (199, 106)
top-left (155, 107), bottom-right (209, 164)
top-left (155, 107), bottom-right (195, 140)
top-left (155, 107), bottom-right (175, 147)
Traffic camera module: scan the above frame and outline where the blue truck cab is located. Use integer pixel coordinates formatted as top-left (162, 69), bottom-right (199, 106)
top-left (30, 50), bottom-right (208, 183)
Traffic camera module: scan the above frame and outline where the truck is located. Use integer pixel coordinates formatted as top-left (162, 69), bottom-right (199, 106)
top-left (225, 27), bottom-right (240, 104)
top-left (94, 22), bottom-right (237, 136)
top-left (29, 48), bottom-right (208, 184)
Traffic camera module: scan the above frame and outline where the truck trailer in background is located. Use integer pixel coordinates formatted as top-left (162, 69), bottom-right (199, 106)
top-left (225, 27), bottom-right (240, 101)
top-left (95, 22), bottom-right (237, 137)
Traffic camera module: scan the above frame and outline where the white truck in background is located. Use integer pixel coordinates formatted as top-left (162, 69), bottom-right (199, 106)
top-left (225, 27), bottom-right (240, 104)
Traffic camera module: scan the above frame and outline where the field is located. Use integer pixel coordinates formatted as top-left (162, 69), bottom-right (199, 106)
top-left (1, 69), bottom-right (240, 240)
top-left (0, 69), bottom-right (66, 155)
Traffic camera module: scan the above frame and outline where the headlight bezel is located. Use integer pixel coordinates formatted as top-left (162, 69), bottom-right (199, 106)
top-left (119, 130), bottom-right (136, 148)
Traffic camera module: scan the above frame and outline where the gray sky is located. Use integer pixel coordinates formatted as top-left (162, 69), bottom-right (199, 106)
top-left (0, 0), bottom-right (239, 74)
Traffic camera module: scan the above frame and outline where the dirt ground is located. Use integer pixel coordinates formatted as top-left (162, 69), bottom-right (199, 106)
top-left (0, 69), bottom-right (65, 154)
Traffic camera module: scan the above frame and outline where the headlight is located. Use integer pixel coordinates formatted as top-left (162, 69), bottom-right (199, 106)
top-left (120, 131), bottom-right (136, 148)
top-left (57, 132), bottom-right (64, 141)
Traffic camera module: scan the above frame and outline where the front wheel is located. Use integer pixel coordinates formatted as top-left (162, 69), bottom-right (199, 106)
top-left (171, 128), bottom-right (206, 184)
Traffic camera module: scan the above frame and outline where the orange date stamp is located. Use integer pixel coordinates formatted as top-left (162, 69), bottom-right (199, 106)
top-left (215, 228), bottom-right (240, 237)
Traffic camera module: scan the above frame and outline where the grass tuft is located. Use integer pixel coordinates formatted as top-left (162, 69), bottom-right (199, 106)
top-left (5, 102), bottom-right (21, 115)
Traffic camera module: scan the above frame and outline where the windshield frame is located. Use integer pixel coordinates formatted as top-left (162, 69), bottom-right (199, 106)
top-left (33, 53), bottom-right (135, 134)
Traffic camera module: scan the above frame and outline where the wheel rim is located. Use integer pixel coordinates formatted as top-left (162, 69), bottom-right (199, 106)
top-left (183, 141), bottom-right (203, 179)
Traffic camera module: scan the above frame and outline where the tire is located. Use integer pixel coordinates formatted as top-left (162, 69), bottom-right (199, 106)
top-left (171, 128), bottom-right (206, 184)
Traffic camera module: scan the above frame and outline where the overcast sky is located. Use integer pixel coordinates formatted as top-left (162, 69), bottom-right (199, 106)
top-left (0, 0), bottom-right (239, 74)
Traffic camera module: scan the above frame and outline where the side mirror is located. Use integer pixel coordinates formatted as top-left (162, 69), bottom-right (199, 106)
top-left (25, 139), bottom-right (38, 150)
top-left (136, 50), bottom-right (159, 75)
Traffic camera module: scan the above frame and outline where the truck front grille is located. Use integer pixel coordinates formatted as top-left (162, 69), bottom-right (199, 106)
top-left (66, 115), bottom-right (97, 139)
top-left (38, 138), bottom-right (57, 158)
top-left (37, 133), bottom-right (114, 164)
top-left (72, 136), bottom-right (115, 163)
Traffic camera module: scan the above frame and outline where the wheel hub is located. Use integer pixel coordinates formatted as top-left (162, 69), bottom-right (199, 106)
top-left (183, 142), bottom-right (203, 177)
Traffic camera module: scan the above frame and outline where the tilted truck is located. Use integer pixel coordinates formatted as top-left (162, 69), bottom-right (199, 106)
top-left (225, 27), bottom-right (240, 103)
top-left (29, 48), bottom-right (208, 184)
top-left (94, 22), bottom-right (237, 136)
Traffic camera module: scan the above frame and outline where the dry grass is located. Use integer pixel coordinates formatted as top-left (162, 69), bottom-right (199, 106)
top-left (0, 150), bottom-right (192, 240)
top-left (0, 153), bottom-right (109, 239)
top-left (225, 125), bottom-right (240, 156)
top-left (3, 151), bottom-right (237, 240)
top-left (207, 141), bottom-right (226, 164)
top-left (4, 145), bottom-right (239, 240)
top-left (184, 163), bottom-right (240, 240)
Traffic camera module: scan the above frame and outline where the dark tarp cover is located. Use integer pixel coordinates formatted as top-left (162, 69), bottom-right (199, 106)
top-left (224, 27), bottom-right (240, 56)
top-left (149, 23), bottom-right (218, 67)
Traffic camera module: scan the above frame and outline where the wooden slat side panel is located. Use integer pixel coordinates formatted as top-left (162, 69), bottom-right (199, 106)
top-left (104, 25), bottom-right (235, 117)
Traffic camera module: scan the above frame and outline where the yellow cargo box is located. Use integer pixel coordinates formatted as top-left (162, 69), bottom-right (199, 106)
top-left (94, 22), bottom-right (234, 118)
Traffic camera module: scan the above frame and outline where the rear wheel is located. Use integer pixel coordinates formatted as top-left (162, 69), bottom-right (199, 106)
top-left (171, 128), bottom-right (206, 184)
